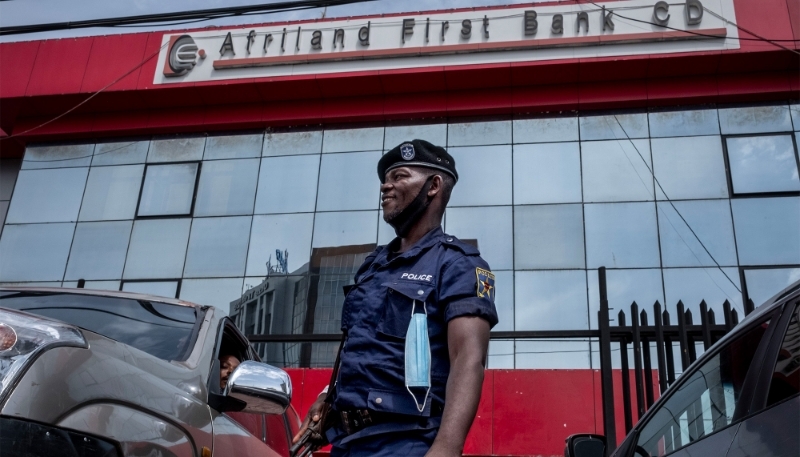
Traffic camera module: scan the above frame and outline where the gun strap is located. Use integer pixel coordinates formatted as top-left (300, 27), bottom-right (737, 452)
top-left (324, 332), bottom-right (346, 403)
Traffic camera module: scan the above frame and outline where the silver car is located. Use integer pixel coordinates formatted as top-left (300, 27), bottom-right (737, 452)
top-left (0, 287), bottom-right (301, 457)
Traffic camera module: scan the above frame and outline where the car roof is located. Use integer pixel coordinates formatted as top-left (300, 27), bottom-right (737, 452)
top-left (0, 286), bottom-right (208, 311)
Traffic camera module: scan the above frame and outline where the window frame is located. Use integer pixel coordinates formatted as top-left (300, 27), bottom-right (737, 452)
top-left (135, 161), bottom-right (202, 219)
top-left (120, 278), bottom-right (182, 299)
top-left (721, 132), bottom-right (800, 198)
top-left (740, 265), bottom-right (800, 313)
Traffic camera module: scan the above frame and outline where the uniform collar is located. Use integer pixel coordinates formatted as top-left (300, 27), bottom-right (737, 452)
top-left (380, 226), bottom-right (444, 264)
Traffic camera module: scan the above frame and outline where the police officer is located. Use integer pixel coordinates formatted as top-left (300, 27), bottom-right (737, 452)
top-left (293, 139), bottom-right (498, 456)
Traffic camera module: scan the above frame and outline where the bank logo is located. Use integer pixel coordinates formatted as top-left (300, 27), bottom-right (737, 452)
top-left (165, 35), bottom-right (206, 77)
top-left (400, 143), bottom-right (415, 160)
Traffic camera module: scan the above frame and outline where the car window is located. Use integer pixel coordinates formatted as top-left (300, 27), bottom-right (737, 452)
top-left (635, 318), bottom-right (771, 456)
top-left (767, 305), bottom-right (800, 407)
top-left (0, 291), bottom-right (200, 361)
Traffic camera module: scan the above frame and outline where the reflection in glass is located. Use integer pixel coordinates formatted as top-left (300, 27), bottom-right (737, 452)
top-left (62, 280), bottom-right (120, 291)
top-left (22, 143), bottom-right (94, 169)
top-left (584, 202), bottom-right (660, 268)
top-left (263, 131), bottom-right (322, 157)
top-left (6, 168), bottom-right (88, 224)
top-left (448, 121), bottom-right (511, 147)
top-left (488, 340), bottom-right (514, 369)
top-left (179, 277), bottom-right (244, 315)
top-left (513, 117), bottom-right (578, 144)
top-left (79, 164), bottom-right (144, 221)
top-left (0, 201), bottom-right (8, 234)
top-left (662, 267), bottom-right (742, 317)
top-left (92, 141), bottom-right (149, 166)
top-left (582, 139), bottom-right (653, 202)
top-left (745, 268), bottom-right (800, 307)
top-left (587, 269), bottom-right (664, 329)
top-left (204, 134), bottom-right (262, 160)
top-left (247, 213), bottom-right (314, 277)
top-left (448, 146), bottom-right (512, 207)
top-left (312, 211), bottom-right (378, 248)
top-left (123, 219), bottom-right (191, 279)
top-left (255, 154), bottom-right (320, 214)
top-left (792, 105), bottom-right (799, 131)
top-left (0, 158), bottom-right (21, 200)
top-left (651, 136), bottom-right (728, 200)
top-left (65, 221), bottom-right (132, 281)
top-left (719, 105), bottom-right (793, 135)
top-left (515, 339), bottom-right (591, 369)
top-left (194, 158), bottom-right (259, 216)
top-left (147, 137), bottom-right (205, 162)
top-left (183, 216), bottom-right (251, 278)
top-left (137, 163), bottom-right (198, 217)
top-left (445, 206), bottom-right (513, 270)
top-left (727, 135), bottom-right (800, 194)
top-left (0, 223), bottom-right (75, 281)
top-left (122, 280), bottom-right (179, 298)
top-left (658, 200), bottom-right (737, 267)
top-left (648, 109), bottom-right (719, 138)
top-left (513, 142), bottom-right (581, 204)
top-left (492, 271), bottom-right (514, 332)
top-left (579, 113), bottom-right (648, 141)
top-left (384, 124), bottom-right (446, 150)
top-left (322, 128), bottom-right (384, 153)
top-left (514, 204), bottom-right (585, 269)
top-left (731, 197), bottom-right (800, 266)
top-left (316, 151), bottom-right (381, 211)
top-left (514, 270), bottom-right (588, 330)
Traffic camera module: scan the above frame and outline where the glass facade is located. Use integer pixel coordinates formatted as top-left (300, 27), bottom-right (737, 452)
top-left (1, 103), bottom-right (798, 369)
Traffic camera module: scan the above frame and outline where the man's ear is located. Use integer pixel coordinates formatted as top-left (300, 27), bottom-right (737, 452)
top-left (427, 174), bottom-right (443, 198)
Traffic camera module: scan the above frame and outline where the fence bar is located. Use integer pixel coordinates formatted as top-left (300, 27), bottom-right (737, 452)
top-left (677, 301), bottom-right (690, 371)
top-left (723, 300), bottom-right (733, 331)
top-left (707, 309), bottom-right (717, 344)
top-left (686, 310), bottom-right (697, 364)
top-left (597, 267), bottom-right (617, 455)
top-left (700, 300), bottom-right (712, 350)
top-left (631, 302), bottom-right (645, 419)
top-left (662, 309), bottom-right (676, 386)
top-left (653, 302), bottom-right (668, 394)
top-left (618, 311), bottom-right (633, 433)
top-left (640, 310), bottom-right (655, 408)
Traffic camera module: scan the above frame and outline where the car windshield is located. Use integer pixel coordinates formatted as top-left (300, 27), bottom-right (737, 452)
top-left (0, 291), bottom-right (201, 361)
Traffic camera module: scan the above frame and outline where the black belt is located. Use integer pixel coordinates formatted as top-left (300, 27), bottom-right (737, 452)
top-left (338, 402), bottom-right (444, 436)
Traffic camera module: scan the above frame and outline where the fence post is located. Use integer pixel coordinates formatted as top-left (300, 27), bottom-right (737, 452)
top-left (700, 300), bottom-right (712, 350)
top-left (631, 302), bottom-right (645, 419)
top-left (662, 308), bottom-right (676, 386)
top-left (677, 300), bottom-right (690, 371)
top-left (640, 309), bottom-right (655, 408)
top-left (597, 267), bottom-right (617, 455)
top-left (653, 301), bottom-right (668, 394)
top-left (618, 310), bottom-right (633, 433)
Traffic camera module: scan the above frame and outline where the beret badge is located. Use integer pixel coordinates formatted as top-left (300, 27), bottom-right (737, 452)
top-left (400, 143), bottom-right (415, 160)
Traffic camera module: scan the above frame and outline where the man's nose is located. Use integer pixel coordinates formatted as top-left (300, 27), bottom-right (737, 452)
top-left (380, 182), bottom-right (392, 193)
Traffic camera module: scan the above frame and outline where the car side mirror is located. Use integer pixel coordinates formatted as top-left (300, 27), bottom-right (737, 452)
top-left (565, 434), bottom-right (606, 457)
top-left (225, 361), bottom-right (292, 414)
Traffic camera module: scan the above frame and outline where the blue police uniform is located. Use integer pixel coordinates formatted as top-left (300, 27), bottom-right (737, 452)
top-left (328, 225), bottom-right (498, 456)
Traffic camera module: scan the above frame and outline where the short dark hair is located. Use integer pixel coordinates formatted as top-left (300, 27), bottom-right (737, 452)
top-left (420, 168), bottom-right (455, 208)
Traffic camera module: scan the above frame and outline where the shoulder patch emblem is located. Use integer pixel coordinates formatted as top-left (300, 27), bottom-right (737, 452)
top-left (400, 143), bottom-right (415, 160)
top-left (476, 267), bottom-right (495, 300)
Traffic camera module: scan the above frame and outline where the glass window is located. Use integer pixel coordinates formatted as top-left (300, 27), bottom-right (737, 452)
top-left (22, 143), bottom-right (94, 169)
top-left (648, 109), bottom-right (720, 138)
top-left (91, 140), bottom-right (149, 166)
top-left (204, 133), bottom-right (262, 160)
top-left (64, 221), bottom-right (132, 281)
top-left (448, 121), bottom-right (511, 147)
top-left (377, 210), bottom-right (396, 245)
top-left (0, 159), bottom-right (21, 200)
top-left (254, 154), bottom-right (320, 214)
top-left (62, 280), bottom-right (120, 291)
top-left (6, 168), bottom-right (88, 224)
top-left (719, 105), bottom-right (793, 135)
top-left (651, 136), bottom-right (728, 200)
top-left (732, 197), bottom-right (800, 266)
top-left (316, 151), bottom-right (381, 211)
top-left (744, 268), bottom-right (800, 307)
top-left (183, 216), bottom-right (251, 278)
top-left (584, 202), bottom-right (660, 268)
top-left (312, 211), bottom-right (378, 248)
top-left (579, 113), bottom-right (648, 141)
top-left (491, 270), bottom-right (514, 332)
top-left (663, 267), bottom-right (743, 317)
top-left (658, 200), bottom-right (738, 267)
top-left (767, 306), bottom-right (799, 407)
top-left (247, 213), bottom-right (314, 277)
top-left (322, 127), bottom-right (384, 153)
top-left (123, 219), bottom-right (191, 279)
top-left (488, 340), bottom-right (514, 369)
top-left (137, 163), bottom-right (198, 217)
top-left (179, 278), bottom-right (244, 315)
top-left (726, 135), bottom-right (800, 194)
top-left (515, 339), bottom-right (591, 369)
top-left (514, 270), bottom-right (588, 330)
top-left (444, 206), bottom-right (513, 270)
top-left (122, 280), bottom-right (180, 298)
top-left (635, 319), bottom-right (771, 455)
top-left (0, 201), bottom-right (8, 234)
top-left (384, 124), bottom-right (447, 150)
top-left (0, 223), bottom-right (74, 282)
top-left (514, 204), bottom-right (585, 269)
top-left (263, 131), bottom-right (322, 157)
top-left (194, 158), bottom-right (259, 217)
top-left (581, 139), bottom-right (653, 202)
top-left (147, 137), bottom-right (205, 163)
top-left (513, 117), bottom-right (578, 144)
top-left (79, 164), bottom-right (144, 221)
top-left (791, 105), bottom-right (799, 131)
top-left (513, 142), bottom-right (582, 204)
top-left (587, 268), bottom-right (664, 329)
top-left (448, 146), bottom-right (512, 207)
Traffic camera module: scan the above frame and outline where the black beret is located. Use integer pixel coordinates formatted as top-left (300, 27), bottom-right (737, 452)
top-left (378, 139), bottom-right (458, 184)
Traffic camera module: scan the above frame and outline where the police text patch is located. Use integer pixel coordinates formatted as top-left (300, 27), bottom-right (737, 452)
top-left (475, 268), bottom-right (495, 300)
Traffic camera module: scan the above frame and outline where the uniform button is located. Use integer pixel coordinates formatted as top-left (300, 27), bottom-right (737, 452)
top-left (375, 398), bottom-right (383, 404)
top-left (446, 237), bottom-right (453, 242)
top-left (417, 290), bottom-right (424, 295)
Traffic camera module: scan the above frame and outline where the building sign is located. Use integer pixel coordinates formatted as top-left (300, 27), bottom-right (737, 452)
top-left (154, 0), bottom-right (738, 84)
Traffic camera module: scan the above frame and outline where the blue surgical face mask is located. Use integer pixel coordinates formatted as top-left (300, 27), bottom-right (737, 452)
top-left (405, 300), bottom-right (431, 413)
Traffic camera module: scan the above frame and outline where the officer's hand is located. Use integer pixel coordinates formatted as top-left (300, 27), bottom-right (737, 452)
top-left (292, 393), bottom-right (326, 444)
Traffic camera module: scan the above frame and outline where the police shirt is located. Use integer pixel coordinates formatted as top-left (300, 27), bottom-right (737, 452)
top-left (332, 226), bottom-right (498, 426)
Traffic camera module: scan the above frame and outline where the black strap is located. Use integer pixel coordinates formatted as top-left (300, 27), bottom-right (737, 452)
top-left (324, 332), bottom-right (346, 403)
